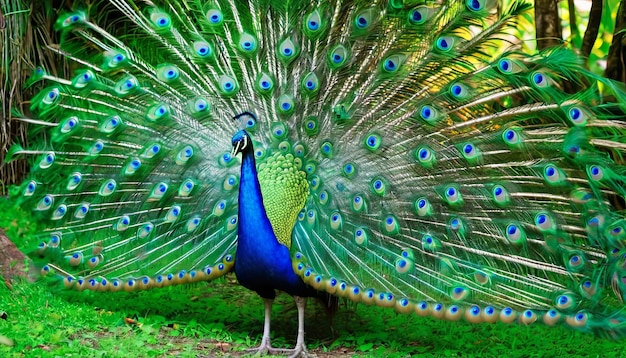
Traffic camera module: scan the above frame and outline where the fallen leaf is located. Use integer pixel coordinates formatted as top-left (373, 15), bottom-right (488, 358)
top-left (36, 344), bottom-right (51, 351)
top-left (0, 335), bottom-right (13, 346)
top-left (215, 342), bottom-right (231, 352)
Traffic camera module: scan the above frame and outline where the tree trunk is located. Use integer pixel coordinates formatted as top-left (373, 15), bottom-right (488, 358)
top-left (535, 0), bottom-right (563, 49)
top-left (606, 0), bottom-right (626, 82)
top-left (581, 0), bottom-right (603, 57)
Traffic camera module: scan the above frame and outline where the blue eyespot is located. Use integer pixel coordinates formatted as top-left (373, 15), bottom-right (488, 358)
top-left (356, 16), bottom-right (367, 28)
top-left (304, 9), bottom-right (323, 36)
top-left (237, 33), bottom-right (258, 53)
top-left (436, 36), bottom-right (454, 51)
top-left (411, 10), bottom-right (422, 22)
top-left (466, 0), bottom-right (483, 11)
top-left (500, 60), bottom-right (510, 72)
top-left (408, 6), bottom-right (434, 25)
top-left (328, 45), bottom-right (348, 67)
top-left (505, 130), bottom-right (515, 140)
top-left (384, 59), bottom-right (396, 71)
top-left (206, 9), bottom-right (223, 25)
top-left (532, 71), bottom-right (549, 87)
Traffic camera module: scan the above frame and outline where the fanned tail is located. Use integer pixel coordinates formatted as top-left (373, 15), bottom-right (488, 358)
top-left (7, 0), bottom-right (626, 338)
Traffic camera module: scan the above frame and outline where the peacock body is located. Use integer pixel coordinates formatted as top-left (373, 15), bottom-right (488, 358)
top-left (7, 0), bottom-right (626, 354)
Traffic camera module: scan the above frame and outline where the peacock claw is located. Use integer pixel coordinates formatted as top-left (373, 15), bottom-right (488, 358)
top-left (285, 343), bottom-right (311, 358)
top-left (246, 297), bottom-right (313, 357)
top-left (245, 334), bottom-right (273, 355)
top-left (245, 344), bottom-right (311, 357)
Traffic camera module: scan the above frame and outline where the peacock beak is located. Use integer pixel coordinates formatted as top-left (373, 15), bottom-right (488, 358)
top-left (231, 131), bottom-right (248, 156)
top-left (231, 141), bottom-right (241, 157)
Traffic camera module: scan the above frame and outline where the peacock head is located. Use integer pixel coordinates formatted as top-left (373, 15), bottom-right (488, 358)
top-left (232, 130), bottom-right (252, 156)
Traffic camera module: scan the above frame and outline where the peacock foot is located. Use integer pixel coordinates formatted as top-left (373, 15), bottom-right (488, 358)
top-left (244, 335), bottom-right (274, 355)
top-left (245, 340), bottom-right (312, 357)
top-left (284, 342), bottom-right (311, 358)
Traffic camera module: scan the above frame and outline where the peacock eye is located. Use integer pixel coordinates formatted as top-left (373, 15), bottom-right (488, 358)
top-left (302, 72), bottom-right (319, 93)
top-left (328, 45), bottom-right (348, 68)
top-left (466, 0), bottom-right (487, 11)
top-left (206, 9), bottom-right (223, 25)
top-left (217, 75), bottom-right (238, 95)
top-left (408, 6), bottom-right (435, 25)
top-left (354, 9), bottom-right (375, 30)
top-left (436, 36), bottom-right (454, 51)
top-left (277, 95), bottom-right (294, 114)
top-left (304, 9), bottom-right (323, 36)
top-left (279, 38), bottom-right (297, 58)
top-left (364, 134), bottom-right (381, 151)
top-left (531, 71), bottom-right (551, 88)
top-left (193, 41), bottom-right (212, 58)
top-left (382, 54), bottom-right (405, 73)
top-left (239, 33), bottom-right (257, 53)
top-left (385, 59), bottom-right (396, 70)
top-left (156, 64), bottom-right (179, 82)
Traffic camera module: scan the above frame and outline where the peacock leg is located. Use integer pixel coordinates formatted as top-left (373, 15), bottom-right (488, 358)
top-left (268, 296), bottom-right (310, 357)
top-left (287, 296), bottom-right (309, 358)
top-left (246, 296), bottom-right (310, 357)
top-left (247, 297), bottom-right (275, 354)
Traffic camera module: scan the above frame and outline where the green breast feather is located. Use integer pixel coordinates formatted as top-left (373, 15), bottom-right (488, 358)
top-left (258, 152), bottom-right (309, 247)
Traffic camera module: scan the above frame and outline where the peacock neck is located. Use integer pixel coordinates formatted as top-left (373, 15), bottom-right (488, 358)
top-left (237, 147), bottom-right (280, 251)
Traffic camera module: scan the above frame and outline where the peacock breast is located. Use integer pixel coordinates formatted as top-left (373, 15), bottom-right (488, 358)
top-left (257, 152), bottom-right (309, 248)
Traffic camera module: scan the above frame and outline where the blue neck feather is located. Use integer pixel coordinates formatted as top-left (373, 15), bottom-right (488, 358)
top-left (236, 147), bottom-right (278, 252)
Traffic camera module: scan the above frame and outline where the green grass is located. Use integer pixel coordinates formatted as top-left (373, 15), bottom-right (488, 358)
top-left (2, 198), bottom-right (626, 357)
top-left (2, 279), bottom-right (626, 358)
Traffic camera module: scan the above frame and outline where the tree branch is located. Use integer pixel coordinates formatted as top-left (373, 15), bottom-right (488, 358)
top-left (581, 0), bottom-right (603, 57)
top-left (535, 0), bottom-right (563, 49)
top-left (568, 0), bottom-right (582, 47)
top-left (605, 0), bottom-right (626, 82)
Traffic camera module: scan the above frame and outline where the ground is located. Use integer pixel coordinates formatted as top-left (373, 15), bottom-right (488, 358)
top-left (2, 274), bottom-right (626, 357)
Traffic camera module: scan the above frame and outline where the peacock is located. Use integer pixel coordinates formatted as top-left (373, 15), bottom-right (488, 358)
top-left (6, 0), bottom-right (626, 356)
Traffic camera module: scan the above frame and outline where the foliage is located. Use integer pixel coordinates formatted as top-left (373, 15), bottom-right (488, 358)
top-left (561, 0), bottom-right (622, 74)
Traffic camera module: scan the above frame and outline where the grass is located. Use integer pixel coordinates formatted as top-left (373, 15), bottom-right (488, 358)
top-left (2, 197), bottom-right (626, 357)
top-left (2, 280), bottom-right (626, 358)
